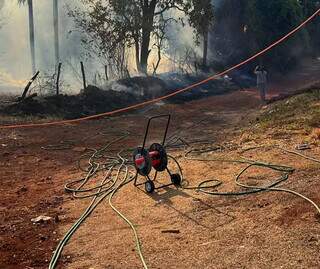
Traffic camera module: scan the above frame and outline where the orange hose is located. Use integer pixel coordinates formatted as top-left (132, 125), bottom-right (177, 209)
top-left (1, 8), bottom-right (319, 130)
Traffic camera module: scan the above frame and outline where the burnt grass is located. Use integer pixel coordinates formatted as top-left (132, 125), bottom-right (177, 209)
top-left (0, 75), bottom-right (242, 119)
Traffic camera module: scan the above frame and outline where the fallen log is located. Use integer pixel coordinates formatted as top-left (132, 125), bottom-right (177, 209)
top-left (19, 71), bottom-right (40, 101)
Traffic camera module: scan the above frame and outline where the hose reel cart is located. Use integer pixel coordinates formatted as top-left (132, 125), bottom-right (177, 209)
top-left (133, 115), bottom-right (182, 193)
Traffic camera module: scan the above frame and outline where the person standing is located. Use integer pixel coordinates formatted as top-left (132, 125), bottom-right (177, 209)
top-left (254, 65), bottom-right (268, 103)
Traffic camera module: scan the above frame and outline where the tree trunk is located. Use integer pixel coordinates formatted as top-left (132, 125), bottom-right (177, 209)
top-left (28, 0), bottom-right (36, 74)
top-left (152, 45), bottom-right (161, 76)
top-left (134, 37), bottom-right (141, 72)
top-left (202, 29), bottom-right (208, 68)
top-left (53, 0), bottom-right (60, 68)
top-left (140, 28), bottom-right (151, 74)
top-left (139, 1), bottom-right (156, 74)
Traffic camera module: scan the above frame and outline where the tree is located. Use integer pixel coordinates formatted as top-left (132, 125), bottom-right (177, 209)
top-left (18, 0), bottom-right (36, 74)
top-left (209, 0), bottom-right (249, 69)
top-left (245, 0), bottom-right (309, 71)
top-left (298, 0), bottom-right (320, 55)
top-left (188, 0), bottom-right (214, 69)
top-left (70, 0), bottom-right (191, 75)
top-left (53, 0), bottom-right (60, 68)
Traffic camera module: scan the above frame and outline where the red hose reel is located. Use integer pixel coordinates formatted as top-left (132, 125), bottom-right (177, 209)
top-left (133, 115), bottom-right (182, 193)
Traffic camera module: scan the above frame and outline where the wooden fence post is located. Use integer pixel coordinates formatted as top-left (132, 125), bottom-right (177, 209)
top-left (56, 62), bottom-right (62, 95)
top-left (80, 61), bottom-right (87, 89)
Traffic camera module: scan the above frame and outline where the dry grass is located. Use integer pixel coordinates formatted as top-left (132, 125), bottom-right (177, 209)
top-left (245, 89), bottom-right (320, 142)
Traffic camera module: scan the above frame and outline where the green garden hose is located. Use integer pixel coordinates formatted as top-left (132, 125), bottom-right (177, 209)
top-left (49, 134), bottom-right (320, 269)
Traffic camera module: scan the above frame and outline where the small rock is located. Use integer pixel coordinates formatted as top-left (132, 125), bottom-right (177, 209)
top-left (40, 235), bottom-right (47, 241)
top-left (54, 215), bottom-right (60, 223)
top-left (31, 215), bottom-right (52, 224)
top-left (17, 186), bottom-right (28, 193)
top-left (308, 236), bottom-right (318, 242)
top-left (295, 143), bottom-right (311, 151)
top-left (155, 199), bottom-right (163, 205)
top-left (72, 147), bottom-right (87, 152)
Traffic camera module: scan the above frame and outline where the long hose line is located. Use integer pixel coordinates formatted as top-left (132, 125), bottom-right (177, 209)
top-left (49, 133), bottom-right (149, 269)
top-left (108, 154), bottom-right (149, 269)
top-left (235, 163), bottom-right (320, 215)
top-left (50, 131), bottom-right (320, 269)
top-left (182, 145), bottom-right (320, 216)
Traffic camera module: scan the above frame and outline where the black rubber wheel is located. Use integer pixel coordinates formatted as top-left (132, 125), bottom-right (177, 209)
top-left (145, 180), bottom-right (155, 193)
top-left (171, 174), bottom-right (182, 186)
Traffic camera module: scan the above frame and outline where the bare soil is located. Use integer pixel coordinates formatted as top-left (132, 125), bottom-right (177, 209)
top-left (1, 60), bottom-right (320, 269)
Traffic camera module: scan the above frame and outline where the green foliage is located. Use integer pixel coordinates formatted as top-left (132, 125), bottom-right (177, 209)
top-left (245, 0), bottom-right (310, 71)
top-left (188, 0), bottom-right (214, 44)
top-left (211, 0), bottom-right (254, 68)
top-left (298, 0), bottom-right (320, 54)
top-left (70, 0), bottom-right (194, 74)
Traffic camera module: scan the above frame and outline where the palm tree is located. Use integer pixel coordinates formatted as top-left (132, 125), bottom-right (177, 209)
top-left (53, 0), bottom-right (59, 68)
top-left (18, 0), bottom-right (36, 74)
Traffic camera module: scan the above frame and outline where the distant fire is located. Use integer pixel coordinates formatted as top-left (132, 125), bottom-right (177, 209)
top-left (0, 69), bottom-right (27, 87)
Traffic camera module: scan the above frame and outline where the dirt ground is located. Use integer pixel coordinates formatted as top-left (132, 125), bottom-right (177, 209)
top-left (1, 61), bottom-right (320, 269)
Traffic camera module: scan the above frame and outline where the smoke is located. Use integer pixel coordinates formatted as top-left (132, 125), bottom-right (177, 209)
top-left (0, 0), bottom-right (100, 94)
top-left (0, 0), bottom-right (221, 95)
top-left (164, 1), bottom-right (222, 71)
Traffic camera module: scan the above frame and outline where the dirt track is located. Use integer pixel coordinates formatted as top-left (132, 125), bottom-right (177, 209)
top-left (1, 61), bottom-right (320, 269)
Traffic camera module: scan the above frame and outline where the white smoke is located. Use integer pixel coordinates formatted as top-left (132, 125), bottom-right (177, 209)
top-left (0, 0), bottom-right (101, 94)
top-left (0, 0), bottom-right (219, 95)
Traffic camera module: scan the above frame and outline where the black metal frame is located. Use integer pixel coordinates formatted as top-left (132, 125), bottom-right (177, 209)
top-left (134, 115), bottom-right (176, 191)
top-left (142, 114), bottom-right (171, 149)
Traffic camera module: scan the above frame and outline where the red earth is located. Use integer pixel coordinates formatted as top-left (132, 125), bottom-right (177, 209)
top-left (1, 58), bottom-right (320, 269)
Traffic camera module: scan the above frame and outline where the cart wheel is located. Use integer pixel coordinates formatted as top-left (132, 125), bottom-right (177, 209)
top-left (171, 174), bottom-right (181, 186)
top-left (145, 180), bottom-right (155, 193)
